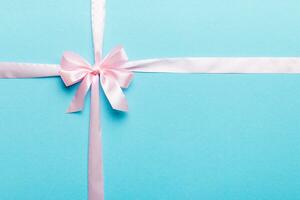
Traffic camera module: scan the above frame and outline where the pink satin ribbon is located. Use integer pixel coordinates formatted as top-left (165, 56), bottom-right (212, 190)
top-left (60, 46), bottom-right (133, 113)
top-left (1, 0), bottom-right (300, 200)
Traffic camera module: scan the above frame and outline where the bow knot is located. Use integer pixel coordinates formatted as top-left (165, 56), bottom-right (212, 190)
top-left (91, 66), bottom-right (101, 75)
top-left (59, 46), bottom-right (133, 112)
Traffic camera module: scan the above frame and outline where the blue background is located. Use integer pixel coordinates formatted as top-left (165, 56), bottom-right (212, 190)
top-left (0, 0), bottom-right (300, 199)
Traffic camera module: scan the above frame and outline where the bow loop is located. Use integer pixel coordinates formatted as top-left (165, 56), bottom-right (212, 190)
top-left (101, 46), bottom-right (128, 68)
top-left (60, 52), bottom-right (92, 86)
top-left (59, 46), bottom-right (133, 113)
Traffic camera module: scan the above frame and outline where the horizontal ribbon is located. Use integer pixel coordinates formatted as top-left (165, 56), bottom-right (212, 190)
top-left (125, 57), bottom-right (300, 73)
top-left (0, 62), bottom-right (59, 78)
top-left (2, 57), bottom-right (300, 79)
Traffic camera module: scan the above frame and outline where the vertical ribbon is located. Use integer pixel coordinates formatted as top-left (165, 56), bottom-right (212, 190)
top-left (92, 0), bottom-right (106, 63)
top-left (89, 75), bottom-right (104, 200)
top-left (89, 0), bottom-right (105, 199)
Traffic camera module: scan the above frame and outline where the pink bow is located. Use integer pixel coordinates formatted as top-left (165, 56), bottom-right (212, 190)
top-left (59, 46), bottom-right (133, 112)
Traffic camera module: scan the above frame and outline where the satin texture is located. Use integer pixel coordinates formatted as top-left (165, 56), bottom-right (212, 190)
top-left (60, 46), bottom-right (133, 113)
top-left (0, 62), bottom-right (59, 78)
top-left (0, 0), bottom-right (300, 200)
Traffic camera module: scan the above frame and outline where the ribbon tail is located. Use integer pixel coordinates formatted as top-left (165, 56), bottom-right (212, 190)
top-left (100, 75), bottom-right (128, 112)
top-left (105, 69), bottom-right (133, 89)
top-left (88, 75), bottom-right (104, 200)
top-left (67, 75), bottom-right (93, 113)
